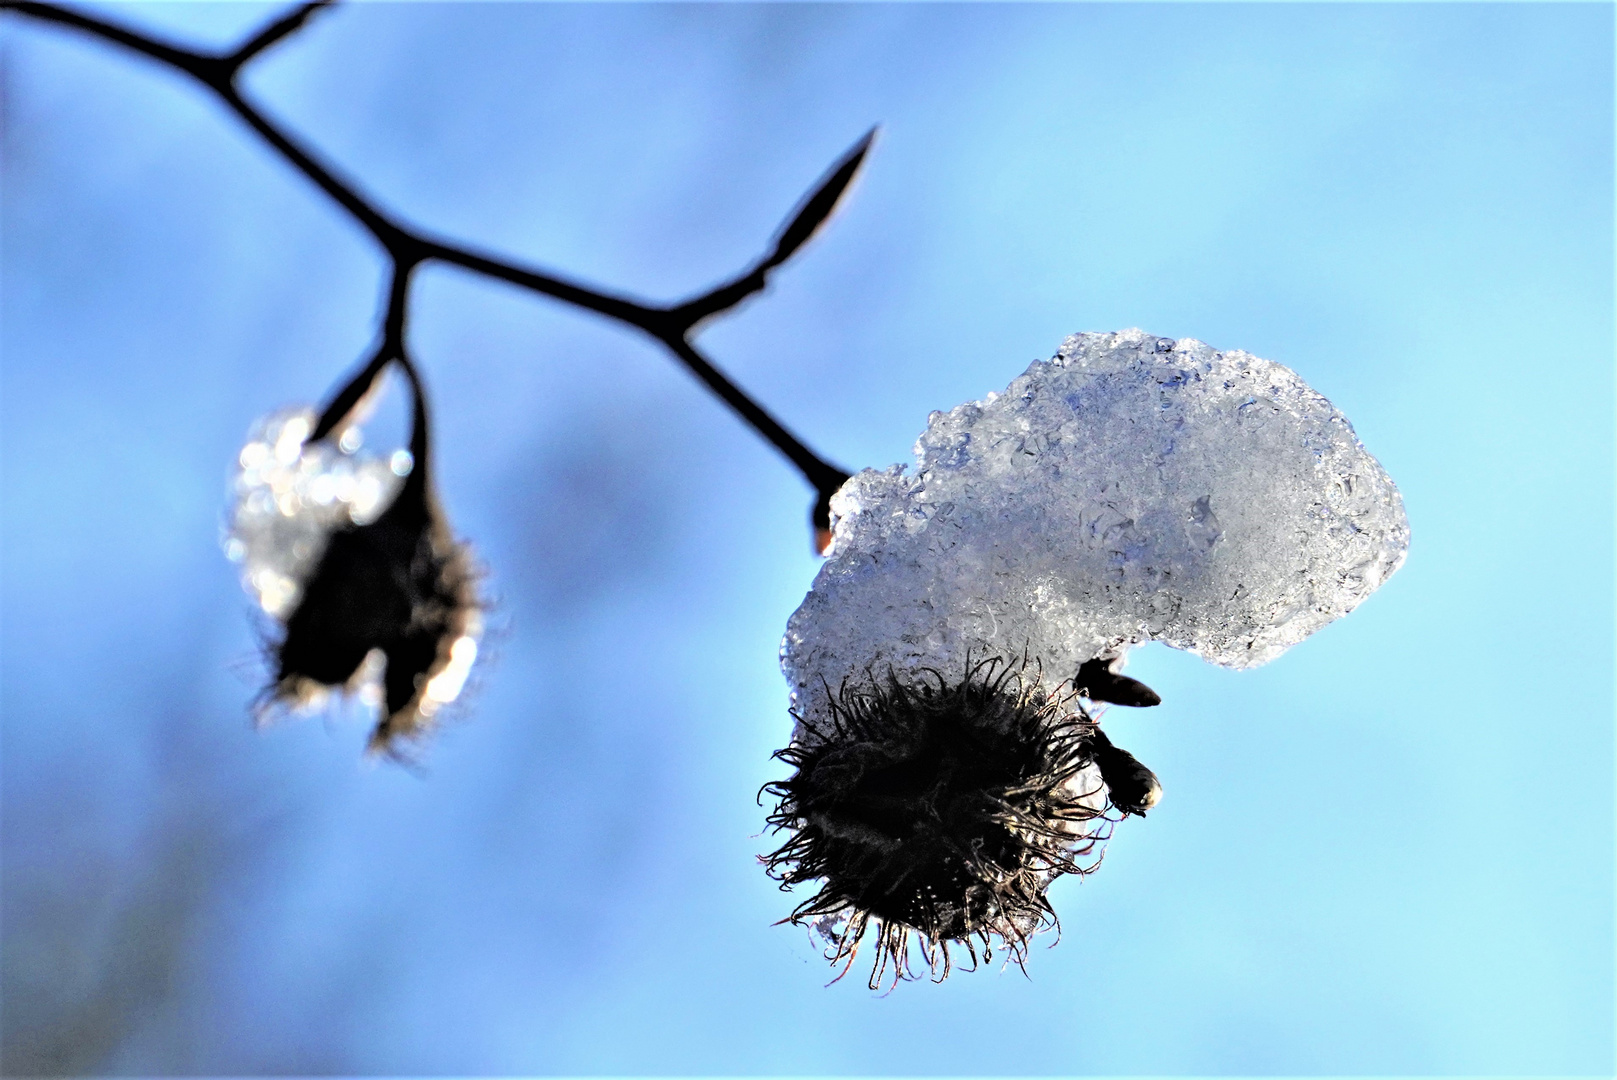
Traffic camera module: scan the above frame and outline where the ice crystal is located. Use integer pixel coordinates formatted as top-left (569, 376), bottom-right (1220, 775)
top-left (783, 329), bottom-right (1408, 731)
top-left (224, 408), bottom-right (404, 618)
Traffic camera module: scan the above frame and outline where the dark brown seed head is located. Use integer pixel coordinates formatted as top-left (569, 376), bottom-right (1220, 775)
top-left (270, 351), bottom-right (480, 756)
top-left (762, 657), bottom-right (1119, 989)
top-left (273, 485), bottom-right (478, 755)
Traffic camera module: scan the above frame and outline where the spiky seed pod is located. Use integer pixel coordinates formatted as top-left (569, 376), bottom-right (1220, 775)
top-left (762, 657), bottom-right (1123, 989)
top-left (271, 354), bottom-right (480, 756)
top-left (233, 352), bottom-right (482, 756)
top-left (274, 484), bottom-right (479, 753)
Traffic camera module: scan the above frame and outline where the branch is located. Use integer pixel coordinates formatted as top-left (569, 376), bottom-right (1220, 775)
top-left (1, 1), bottom-right (205, 74)
top-left (3, 0), bottom-right (862, 548)
top-left (664, 336), bottom-right (850, 499)
top-left (224, 0), bottom-right (331, 74)
top-left (669, 127), bottom-right (877, 333)
top-left (309, 263), bottom-right (413, 444)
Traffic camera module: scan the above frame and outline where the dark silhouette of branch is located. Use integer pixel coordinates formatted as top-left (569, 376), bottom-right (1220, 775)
top-left (223, 0), bottom-right (330, 73)
top-left (669, 127), bottom-right (876, 331)
top-left (2, 0), bottom-right (859, 549)
top-left (309, 263), bottom-right (412, 443)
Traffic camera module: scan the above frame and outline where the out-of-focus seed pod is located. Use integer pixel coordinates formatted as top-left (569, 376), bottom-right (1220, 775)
top-left (227, 356), bottom-right (481, 755)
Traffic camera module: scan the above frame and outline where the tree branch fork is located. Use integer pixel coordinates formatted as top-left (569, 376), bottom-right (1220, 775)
top-left (3, 0), bottom-right (866, 548)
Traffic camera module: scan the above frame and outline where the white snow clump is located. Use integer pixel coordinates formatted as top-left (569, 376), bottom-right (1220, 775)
top-left (783, 329), bottom-right (1409, 730)
top-left (223, 407), bottom-right (409, 618)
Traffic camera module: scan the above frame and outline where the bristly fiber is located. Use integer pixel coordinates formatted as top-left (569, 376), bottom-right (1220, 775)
top-left (761, 656), bottom-right (1115, 990)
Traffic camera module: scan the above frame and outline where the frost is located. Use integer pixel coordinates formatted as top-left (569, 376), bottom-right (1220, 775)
top-left (223, 407), bottom-right (405, 618)
top-left (784, 329), bottom-right (1409, 730)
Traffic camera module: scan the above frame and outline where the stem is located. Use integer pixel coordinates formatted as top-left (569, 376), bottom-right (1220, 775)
top-left (661, 336), bottom-right (849, 500)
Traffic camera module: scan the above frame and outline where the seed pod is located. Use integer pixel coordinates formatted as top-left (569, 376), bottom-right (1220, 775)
top-left (228, 354), bottom-right (481, 755)
top-left (762, 657), bottom-right (1114, 989)
top-left (775, 330), bottom-right (1406, 984)
top-left (273, 482), bottom-right (479, 752)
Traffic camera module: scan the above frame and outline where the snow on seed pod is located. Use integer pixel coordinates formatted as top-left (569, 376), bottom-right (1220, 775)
top-left (762, 656), bottom-right (1124, 989)
top-left (225, 360), bottom-right (481, 755)
top-left (769, 328), bottom-right (1408, 985)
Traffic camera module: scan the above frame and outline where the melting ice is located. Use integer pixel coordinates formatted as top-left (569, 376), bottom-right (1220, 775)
top-left (783, 329), bottom-right (1409, 730)
top-left (223, 408), bottom-right (405, 618)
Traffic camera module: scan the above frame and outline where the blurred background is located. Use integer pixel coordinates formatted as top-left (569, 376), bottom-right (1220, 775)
top-left (2, 2), bottom-right (1612, 1074)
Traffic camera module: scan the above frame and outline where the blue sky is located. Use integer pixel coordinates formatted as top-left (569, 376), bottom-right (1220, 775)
top-left (2, 2), bottom-right (1612, 1074)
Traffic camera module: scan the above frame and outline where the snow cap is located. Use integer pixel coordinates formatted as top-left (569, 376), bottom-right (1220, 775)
top-left (784, 329), bottom-right (1409, 730)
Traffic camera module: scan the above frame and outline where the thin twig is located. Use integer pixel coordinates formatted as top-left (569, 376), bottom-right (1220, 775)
top-left (669, 127), bottom-right (877, 332)
top-left (2, 0), bottom-right (862, 546)
top-left (224, 0), bottom-right (331, 74)
top-left (309, 262), bottom-right (414, 443)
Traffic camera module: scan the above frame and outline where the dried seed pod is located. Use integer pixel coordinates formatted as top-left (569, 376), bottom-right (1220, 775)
top-left (273, 483), bottom-right (479, 753)
top-left (762, 657), bottom-right (1118, 989)
top-left (228, 354), bottom-right (481, 755)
